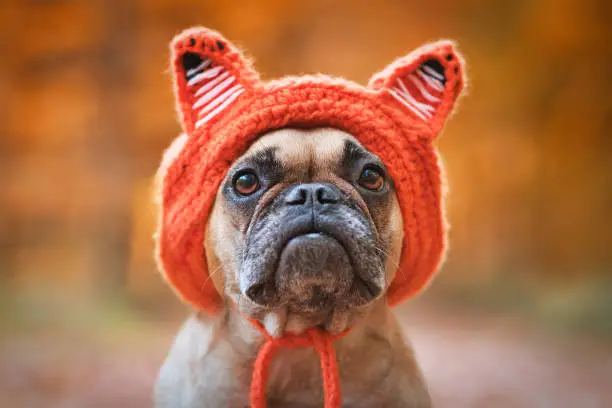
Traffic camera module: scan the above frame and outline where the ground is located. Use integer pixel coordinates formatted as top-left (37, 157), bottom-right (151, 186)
top-left (1, 302), bottom-right (611, 408)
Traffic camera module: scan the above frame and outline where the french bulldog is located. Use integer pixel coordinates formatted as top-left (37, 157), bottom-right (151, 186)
top-left (154, 127), bottom-right (431, 407)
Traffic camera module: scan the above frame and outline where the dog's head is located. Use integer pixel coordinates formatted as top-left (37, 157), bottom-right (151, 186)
top-left (205, 128), bottom-right (403, 335)
top-left (155, 28), bottom-right (467, 335)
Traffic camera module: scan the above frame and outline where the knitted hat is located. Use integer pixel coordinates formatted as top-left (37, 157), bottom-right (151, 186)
top-left (155, 27), bottom-right (466, 407)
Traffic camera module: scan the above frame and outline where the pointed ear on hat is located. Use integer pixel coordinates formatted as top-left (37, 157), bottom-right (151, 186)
top-left (369, 40), bottom-right (467, 137)
top-left (170, 27), bottom-right (260, 135)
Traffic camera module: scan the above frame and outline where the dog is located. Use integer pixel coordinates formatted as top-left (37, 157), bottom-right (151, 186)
top-left (153, 26), bottom-right (466, 408)
top-left (154, 127), bottom-right (431, 407)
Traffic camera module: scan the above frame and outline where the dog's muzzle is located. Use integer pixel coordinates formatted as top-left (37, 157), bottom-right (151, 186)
top-left (240, 183), bottom-right (384, 312)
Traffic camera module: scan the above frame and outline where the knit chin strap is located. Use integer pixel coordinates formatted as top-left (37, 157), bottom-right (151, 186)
top-left (248, 319), bottom-right (350, 408)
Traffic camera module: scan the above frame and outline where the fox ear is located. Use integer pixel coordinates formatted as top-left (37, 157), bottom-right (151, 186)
top-left (170, 27), bottom-right (260, 135)
top-left (369, 40), bottom-right (466, 137)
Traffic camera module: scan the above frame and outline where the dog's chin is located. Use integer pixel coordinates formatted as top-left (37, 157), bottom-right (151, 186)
top-left (254, 298), bottom-right (374, 338)
top-left (277, 233), bottom-right (353, 310)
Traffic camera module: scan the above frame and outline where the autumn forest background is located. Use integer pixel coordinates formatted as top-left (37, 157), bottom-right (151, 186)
top-left (1, 0), bottom-right (611, 407)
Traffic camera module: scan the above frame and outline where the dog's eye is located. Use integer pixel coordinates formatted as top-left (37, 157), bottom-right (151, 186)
top-left (233, 171), bottom-right (260, 196)
top-left (358, 166), bottom-right (385, 191)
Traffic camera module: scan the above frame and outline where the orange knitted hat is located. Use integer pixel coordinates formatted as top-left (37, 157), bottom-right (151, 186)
top-left (155, 27), bottom-right (466, 407)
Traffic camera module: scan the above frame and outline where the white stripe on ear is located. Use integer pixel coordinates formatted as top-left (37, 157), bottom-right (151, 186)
top-left (186, 59), bottom-right (211, 78)
top-left (195, 88), bottom-right (245, 128)
top-left (388, 76), bottom-right (438, 120)
top-left (194, 71), bottom-right (231, 96)
top-left (422, 65), bottom-right (445, 81)
top-left (407, 75), bottom-right (441, 102)
top-left (193, 75), bottom-right (236, 109)
top-left (396, 78), bottom-right (435, 114)
top-left (187, 65), bottom-right (225, 86)
top-left (416, 68), bottom-right (444, 91)
top-left (197, 84), bottom-right (243, 117)
top-left (388, 88), bottom-right (428, 120)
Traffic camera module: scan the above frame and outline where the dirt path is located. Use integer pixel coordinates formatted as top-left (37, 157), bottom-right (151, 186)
top-left (1, 306), bottom-right (611, 407)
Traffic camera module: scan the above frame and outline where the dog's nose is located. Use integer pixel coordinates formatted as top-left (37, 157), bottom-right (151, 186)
top-left (284, 183), bottom-right (340, 205)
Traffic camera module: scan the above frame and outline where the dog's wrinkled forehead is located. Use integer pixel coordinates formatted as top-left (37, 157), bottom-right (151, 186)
top-left (232, 127), bottom-right (375, 176)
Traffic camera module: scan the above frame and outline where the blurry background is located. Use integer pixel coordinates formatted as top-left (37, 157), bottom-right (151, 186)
top-left (1, 0), bottom-right (611, 407)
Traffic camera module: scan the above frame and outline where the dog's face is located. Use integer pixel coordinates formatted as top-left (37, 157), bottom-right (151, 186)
top-left (205, 128), bottom-right (403, 336)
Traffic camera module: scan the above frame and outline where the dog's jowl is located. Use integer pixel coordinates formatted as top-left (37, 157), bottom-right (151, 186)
top-left (154, 27), bottom-right (466, 408)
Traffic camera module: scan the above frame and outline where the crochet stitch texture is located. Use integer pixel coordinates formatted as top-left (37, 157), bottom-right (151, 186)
top-left (155, 27), bottom-right (466, 408)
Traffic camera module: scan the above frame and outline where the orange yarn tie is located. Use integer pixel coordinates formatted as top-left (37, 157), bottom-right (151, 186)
top-left (249, 320), bottom-right (346, 408)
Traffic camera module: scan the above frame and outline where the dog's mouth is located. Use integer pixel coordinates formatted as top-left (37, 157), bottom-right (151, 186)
top-left (238, 226), bottom-right (385, 336)
top-left (276, 232), bottom-right (352, 310)
top-left (236, 184), bottom-right (387, 336)
top-left (271, 231), bottom-right (383, 336)
top-left (276, 231), bottom-right (381, 312)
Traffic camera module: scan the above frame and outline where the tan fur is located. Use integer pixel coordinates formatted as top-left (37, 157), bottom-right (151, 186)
top-left (155, 128), bottom-right (431, 407)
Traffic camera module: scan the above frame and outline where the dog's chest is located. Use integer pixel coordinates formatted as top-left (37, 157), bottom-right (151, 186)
top-left (265, 340), bottom-right (395, 407)
top-left (267, 348), bottom-right (324, 405)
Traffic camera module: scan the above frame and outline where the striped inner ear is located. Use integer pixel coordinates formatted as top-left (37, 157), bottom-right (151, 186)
top-left (182, 52), bottom-right (246, 129)
top-left (387, 59), bottom-right (446, 121)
